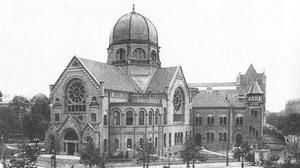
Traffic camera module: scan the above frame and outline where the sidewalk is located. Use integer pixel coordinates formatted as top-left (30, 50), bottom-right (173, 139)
top-left (120, 162), bottom-right (260, 168)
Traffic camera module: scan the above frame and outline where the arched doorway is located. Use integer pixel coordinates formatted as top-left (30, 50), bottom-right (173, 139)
top-left (235, 133), bottom-right (243, 146)
top-left (63, 129), bottom-right (79, 155)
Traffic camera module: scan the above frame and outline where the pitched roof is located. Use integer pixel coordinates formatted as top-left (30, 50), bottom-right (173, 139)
top-left (145, 67), bottom-right (178, 93)
top-left (78, 57), bottom-right (138, 92)
top-left (192, 89), bottom-right (246, 108)
top-left (247, 81), bottom-right (263, 94)
top-left (192, 91), bottom-right (230, 108)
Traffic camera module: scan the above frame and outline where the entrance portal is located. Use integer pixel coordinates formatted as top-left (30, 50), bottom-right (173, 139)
top-left (67, 143), bottom-right (75, 155)
top-left (63, 129), bottom-right (79, 155)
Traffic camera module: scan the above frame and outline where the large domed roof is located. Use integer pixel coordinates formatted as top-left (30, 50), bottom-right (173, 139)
top-left (109, 10), bottom-right (158, 46)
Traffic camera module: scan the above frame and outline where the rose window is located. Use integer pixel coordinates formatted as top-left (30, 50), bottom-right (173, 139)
top-left (66, 79), bottom-right (86, 112)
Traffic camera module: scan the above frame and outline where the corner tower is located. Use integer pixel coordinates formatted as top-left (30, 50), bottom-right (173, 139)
top-left (107, 7), bottom-right (161, 90)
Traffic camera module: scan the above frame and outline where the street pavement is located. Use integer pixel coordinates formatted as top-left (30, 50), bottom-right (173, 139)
top-left (121, 162), bottom-right (261, 168)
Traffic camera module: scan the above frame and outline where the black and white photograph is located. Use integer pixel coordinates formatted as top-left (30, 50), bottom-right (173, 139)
top-left (0, 0), bottom-right (300, 168)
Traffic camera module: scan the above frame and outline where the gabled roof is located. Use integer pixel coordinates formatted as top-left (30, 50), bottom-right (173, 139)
top-left (77, 57), bottom-right (138, 92)
top-left (192, 91), bottom-right (230, 108)
top-left (248, 81), bottom-right (263, 94)
top-left (145, 66), bottom-right (178, 93)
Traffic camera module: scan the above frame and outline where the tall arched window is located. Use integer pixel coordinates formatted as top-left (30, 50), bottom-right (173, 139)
top-left (174, 133), bottom-right (177, 146)
top-left (155, 110), bottom-right (159, 125)
top-left (126, 110), bottom-right (134, 125)
top-left (151, 50), bottom-right (157, 62)
top-left (114, 139), bottom-right (119, 151)
top-left (149, 111), bottom-right (153, 125)
top-left (113, 111), bottom-right (120, 125)
top-left (139, 110), bottom-right (145, 125)
top-left (116, 48), bottom-right (126, 60)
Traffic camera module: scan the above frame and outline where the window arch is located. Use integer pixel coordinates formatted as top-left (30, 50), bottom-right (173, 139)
top-left (139, 110), bottom-right (145, 125)
top-left (149, 110), bottom-right (153, 125)
top-left (116, 48), bottom-right (126, 60)
top-left (207, 114), bottom-right (214, 125)
top-left (133, 48), bottom-right (146, 59)
top-left (126, 110), bottom-right (134, 125)
top-left (113, 110), bottom-right (121, 125)
top-left (155, 110), bottom-right (159, 125)
top-left (236, 114), bottom-right (243, 126)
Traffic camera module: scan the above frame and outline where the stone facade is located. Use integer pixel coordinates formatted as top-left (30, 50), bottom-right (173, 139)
top-left (45, 8), bottom-right (266, 158)
top-left (191, 65), bottom-right (266, 151)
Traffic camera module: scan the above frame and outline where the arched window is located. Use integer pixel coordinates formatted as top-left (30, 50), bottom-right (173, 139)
top-left (207, 114), bottom-right (214, 125)
top-left (127, 139), bottom-right (132, 149)
top-left (126, 110), bottom-right (134, 125)
top-left (219, 132), bottom-right (223, 141)
top-left (180, 132), bottom-right (183, 144)
top-left (139, 110), bottom-right (145, 125)
top-left (163, 134), bottom-right (166, 147)
top-left (236, 115), bottom-right (243, 126)
top-left (114, 139), bottom-right (119, 151)
top-left (155, 137), bottom-right (158, 147)
top-left (174, 133), bottom-right (177, 146)
top-left (116, 48), bottom-right (126, 60)
top-left (149, 111), bottom-right (153, 125)
top-left (155, 110), bottom-right (159, 125)
top-left (113, 111), bottom-right (120, 125)
top-left (151, 50), bottom-right (157, 62)
top-left (169, 133), bottom-right (172, 147)
top-left (133, 48), bottom-right (146, 59)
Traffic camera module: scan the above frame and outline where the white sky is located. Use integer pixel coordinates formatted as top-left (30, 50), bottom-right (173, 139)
top-left (0, 0), bottom-right (300, 112)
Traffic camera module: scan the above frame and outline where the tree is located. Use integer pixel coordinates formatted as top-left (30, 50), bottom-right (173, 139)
top-left (9, 96), bottom-right (30, 118)
top-left (134, 137), bottom-right (158, 168)
top-left (0, 106), bottom-right (19, 135)
top-left (31, 93), bottom-right (50, 121)
top-left (180, 137), bottom-right (207, 168)
top-left (22, 115), bottom-right (34, 139)
top-left (45, 134), bottom-right (61, 154)
top-left (79, 140), bottom-right (103, 168)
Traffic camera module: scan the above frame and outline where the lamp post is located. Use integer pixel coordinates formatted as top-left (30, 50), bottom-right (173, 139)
top-left (50, 149), bottom-right (56, 168)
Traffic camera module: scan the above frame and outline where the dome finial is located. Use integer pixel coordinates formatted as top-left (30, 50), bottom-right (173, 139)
top-left (132, 3), bottom-right (135, 12)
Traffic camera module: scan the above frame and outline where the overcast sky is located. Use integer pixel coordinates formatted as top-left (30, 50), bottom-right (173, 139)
top-left (0, 0), bottom-right (299, 112)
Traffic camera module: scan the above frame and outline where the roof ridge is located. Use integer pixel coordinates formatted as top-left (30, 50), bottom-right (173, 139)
top-left (117, 66), bottom-right (142, 92)
top-left (143, 68), bottom-right (158, 92)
